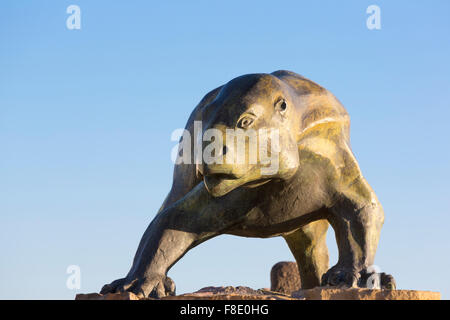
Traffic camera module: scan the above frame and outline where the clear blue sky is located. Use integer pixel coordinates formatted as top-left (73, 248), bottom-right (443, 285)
top-left (1, 0), bottom-right (449, 299)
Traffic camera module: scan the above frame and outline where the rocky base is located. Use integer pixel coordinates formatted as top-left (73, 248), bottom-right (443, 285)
top-left (75, 286), bottom-right (440, 301)
top-left (76, 286), bottom-right (294, 300)
top-left (292, 287), bottom-right (441, 300)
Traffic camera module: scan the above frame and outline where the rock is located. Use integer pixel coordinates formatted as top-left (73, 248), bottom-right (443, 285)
top-left (75, 286), bottom-right (297, 300)
top-left (75, 292), bottom-right (139, 300)
top-left (292, 287), bottom-right (441, 300)
top-left (270, 261), bottom-right (301, 294)
top-left (162, 286), bottom-right (297, 300)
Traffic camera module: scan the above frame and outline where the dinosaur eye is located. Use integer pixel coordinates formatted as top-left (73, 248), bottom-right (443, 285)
top-left (237, 116), bottom-right (254, 129)
top-left (275, 99), bottom-right (287, 113)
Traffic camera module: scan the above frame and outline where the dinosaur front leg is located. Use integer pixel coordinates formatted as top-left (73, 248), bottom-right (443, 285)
top-left (321, 177), bottom-right (395, 288)
top-left (323, 199), bottom-right (382, 287)
top-left (101, 182), bottom-right (256, 298)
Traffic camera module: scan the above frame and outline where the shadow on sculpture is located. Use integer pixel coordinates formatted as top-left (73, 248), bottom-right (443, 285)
top-left (101, 70), bottom-right (395, 298)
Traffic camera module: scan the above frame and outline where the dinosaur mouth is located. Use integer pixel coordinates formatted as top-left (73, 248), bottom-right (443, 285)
top-left (204, 173), bottom-right (239, 180)
top-left (242, 178), bottom-right (272, 188)
top-left (203, 173), bottom-right (271, 197)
